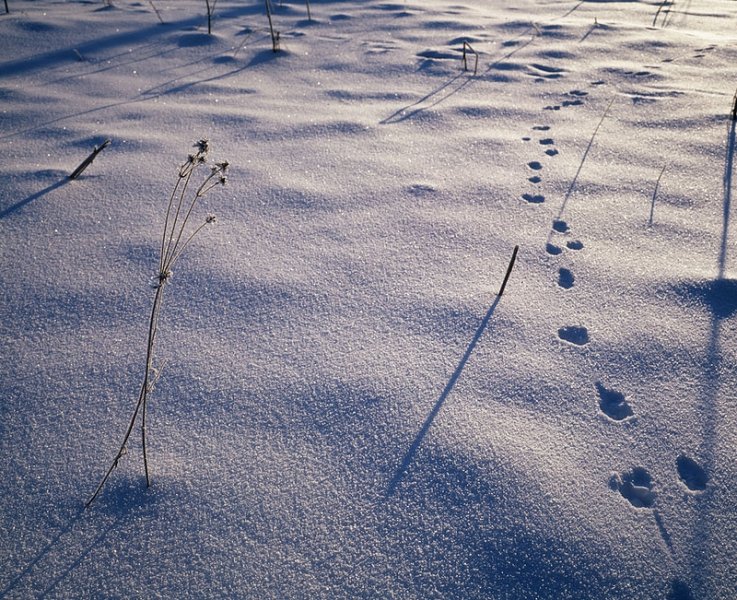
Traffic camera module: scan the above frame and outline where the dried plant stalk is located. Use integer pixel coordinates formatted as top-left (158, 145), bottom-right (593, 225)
top-left (86, 140), bottom-right (228, 508)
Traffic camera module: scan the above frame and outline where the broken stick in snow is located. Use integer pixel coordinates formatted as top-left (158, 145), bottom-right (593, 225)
top-left (498, 245), bottom-right (519, 296)
top-left (69, 139), bottom-right (111, 180)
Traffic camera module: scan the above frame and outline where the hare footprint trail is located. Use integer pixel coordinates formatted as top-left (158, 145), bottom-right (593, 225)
top-left (595, 382), bottom-right (633, 421)
top-left (557, 325), bottom-right (589, 346)
top-left (557, 267), bottom-right (574, 289)
top-left (538, 137), bottom-right (560, 157)
top-left (521, 125), bottom-right (559, 201)
top-left (668, 579), bottom-right (696, 600)
top-left (544, 89), bottom-right (589, 111)
top-left (676, 455), bottom-right (708, 491)
top-left (522, 193), bottom-right (545, 204)
top-left (552, 218), bottom-right (569, 233)
top-left (610, 467), bottom-right (656, 508)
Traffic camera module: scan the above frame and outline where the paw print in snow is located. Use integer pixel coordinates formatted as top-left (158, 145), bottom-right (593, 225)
top-left (610, 467), bottom-right (656, 508)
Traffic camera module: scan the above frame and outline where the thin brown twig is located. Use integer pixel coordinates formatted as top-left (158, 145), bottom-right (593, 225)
top-left (69, 140), bottom-right (111, 180)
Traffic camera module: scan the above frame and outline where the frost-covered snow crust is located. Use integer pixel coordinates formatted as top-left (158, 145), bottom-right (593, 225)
top-left (1, 0), bottom-right (736, 598)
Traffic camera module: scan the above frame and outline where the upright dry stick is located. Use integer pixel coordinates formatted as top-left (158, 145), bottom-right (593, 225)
top-left (86, 140), bottom-right (228, 508)
top-left (204, 0), bottom-right (218, 34)
top-left (69, 140), bottom-right (111, 180)
top-left (462, 41), bottom-right (478, 76)
top-left (265, 0), bottom-right (279, 52)
top-left (498, 245), bottom-right (519, 296)
top-left (652, 0), bottom-right (670, 27)
top-left (649, 164), bottom-right (667, 226)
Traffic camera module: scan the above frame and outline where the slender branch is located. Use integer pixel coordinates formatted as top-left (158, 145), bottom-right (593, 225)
top-left (85, 281), bottom-right (164, 507)
top-left (159, 176), bottom-right (185, 274)
top-left (167, 217), bottom-right (216, 269)
top-left (163, 161), bottom-right (198, 271)
top-left (164, 165), bottom-right (226, 272)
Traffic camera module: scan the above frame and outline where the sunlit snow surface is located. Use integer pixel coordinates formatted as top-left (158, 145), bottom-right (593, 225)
top-left (1, 0), bottom-right (736, 597)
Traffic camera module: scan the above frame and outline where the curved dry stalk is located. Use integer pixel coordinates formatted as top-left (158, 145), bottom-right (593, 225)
top-left (86, 141), bottom-right (227, 508)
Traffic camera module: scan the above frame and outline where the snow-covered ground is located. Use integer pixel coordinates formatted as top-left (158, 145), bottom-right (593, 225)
top-left (2, 0), bottom-right (736, 597)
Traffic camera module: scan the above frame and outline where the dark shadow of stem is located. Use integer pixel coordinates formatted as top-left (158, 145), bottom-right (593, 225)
top-left (380, 73), bottom-right (467, 125)
top-left (546, 99), bottom-right (613, 246)
top-left (690, 116), bottom-right (736, 596)
top-left (0, 178), bottom-right (69, 219)
top-left (37, 518), bottom-right (119, 599)
top-left (380, 27), bottom-right (538, 126)
top-left (0, 508), bottom-right (85, 598)
top-left (718, 118), bottom-right (735, 279)
top-left (387, 294), bottom-right (502, 496)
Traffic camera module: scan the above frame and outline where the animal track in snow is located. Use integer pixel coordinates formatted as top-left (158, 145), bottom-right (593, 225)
top-left (532, 125), bottom-right (550, 131)
top-left (528, 175), bottom-right (542, 184)
top-left (558, 325), bottom-right (589, 345)
top-left (544, 90), bottom-right (587, 111)
top-left (676, 455), bottom-right (708, 491)
top-left (610, 467), bottom-right (656, 508)
top-left (522, 194), bottom-right (545, 204)
top-left (528, 161), bottom-right (543, 171)
top-left (545, 148), bottom-right (559, 156)
top-left (668, 579), bottom-right (695, 600)
top-left (566, 240), bottom-right (584, 250)
top-left (558, 267), bottom-right (574, 289)
top-left (522, 193), bottom-right (545, 204)
top-left (595, 382), bottom-right (633, 420)
top-left (539, 138), bottom-right (555, 145)
top-left (552, 219), bottom-right (569, 233)
top-left (546, 243), bottom-right (562, 255)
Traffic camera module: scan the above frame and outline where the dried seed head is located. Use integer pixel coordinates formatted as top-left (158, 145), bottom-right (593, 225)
top-left (195, 139), bottom-right (210, 156)
top-left (206, 215), bottom-right (217, 224)
top-left (179, 154), bottom-right (197, 177)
